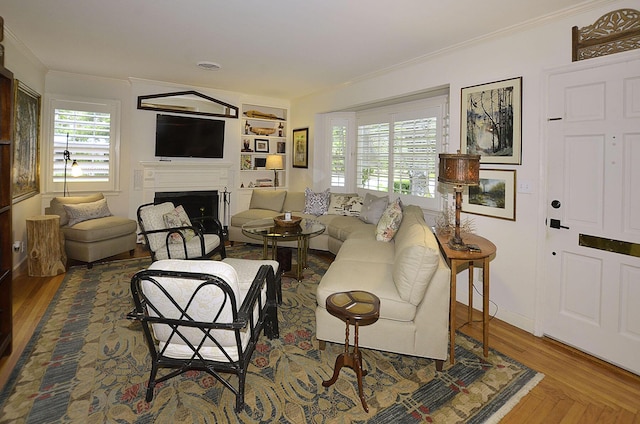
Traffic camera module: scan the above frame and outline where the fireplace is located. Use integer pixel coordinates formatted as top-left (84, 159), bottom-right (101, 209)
top-left (154, 190), bottom-right (219, 233)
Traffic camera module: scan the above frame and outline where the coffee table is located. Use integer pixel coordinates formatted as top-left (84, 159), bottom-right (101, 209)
top-left (242, 217), bottom-right (325, 281)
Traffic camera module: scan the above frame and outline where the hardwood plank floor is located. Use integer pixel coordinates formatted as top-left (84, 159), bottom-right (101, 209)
top-left (1, 246), bottom-right (639, 423)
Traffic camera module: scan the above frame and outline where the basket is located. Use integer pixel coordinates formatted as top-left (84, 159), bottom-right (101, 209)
top-left (273, 215), bottom-right (302, 227)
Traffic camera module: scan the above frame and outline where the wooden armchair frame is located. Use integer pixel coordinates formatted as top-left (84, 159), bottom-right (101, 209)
top-left (137, 202), bottom-right (226, 262)
top-left (129, 263), bottom-right (278, 412)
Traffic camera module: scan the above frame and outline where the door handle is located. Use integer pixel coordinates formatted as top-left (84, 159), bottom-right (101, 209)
top-left (549, 218), bottom-right (569, 229)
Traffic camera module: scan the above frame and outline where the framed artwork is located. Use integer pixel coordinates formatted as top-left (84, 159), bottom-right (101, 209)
top-left (277, 141), bottom-right (286, 154)
top-left (254, 157), bottom-right (267, 169)
top-left (461, 76), bottom-right (522, 164)
top-left (241, 154), bottom-right (252, 170)
top-left (292, 127), bottom-right (308, 168)
top-left (254, 138), bottom-right (269, 153)
top-left (12, 80), bottom-right (41, 203)
top-left (462, 169), bottom-right (516, 221)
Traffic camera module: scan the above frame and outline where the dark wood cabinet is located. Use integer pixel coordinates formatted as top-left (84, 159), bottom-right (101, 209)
top-left (0, 65), bottom-right (14, 358)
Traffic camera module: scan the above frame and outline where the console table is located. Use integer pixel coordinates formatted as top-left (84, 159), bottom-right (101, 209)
top-left (435, 231), bottom-right (496, 364)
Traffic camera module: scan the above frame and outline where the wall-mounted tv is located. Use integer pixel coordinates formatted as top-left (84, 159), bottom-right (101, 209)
top-left (155, 114), bottom-right (225, 158)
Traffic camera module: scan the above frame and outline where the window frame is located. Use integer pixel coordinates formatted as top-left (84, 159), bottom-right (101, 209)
top-left (45, 95), bottom-right (121, 194)
top-left (321, 95), bottom-right (447, 210)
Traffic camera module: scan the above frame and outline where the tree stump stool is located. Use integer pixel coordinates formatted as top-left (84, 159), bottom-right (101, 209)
top-left (322, 290), bottom-right (380, 412)
top-left (26, 215), bottom-right (66, 277)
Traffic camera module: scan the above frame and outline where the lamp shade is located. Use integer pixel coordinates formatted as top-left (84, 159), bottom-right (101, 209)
top-left (438, 153), bottom-right (480, 186)
top-left (265, 154), bottom-right (284, 170)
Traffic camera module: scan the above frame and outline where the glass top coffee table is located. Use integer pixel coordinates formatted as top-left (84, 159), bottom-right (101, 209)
top-left (242, 217), bottom-right (326, 281)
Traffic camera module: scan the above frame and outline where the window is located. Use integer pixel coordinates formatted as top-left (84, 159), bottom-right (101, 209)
top-left (331, 122), bottom-right (348, 187)
top-left (48, 96), bottom-right (120, 193)
top-left (356, 96), bottom-right (447, 209)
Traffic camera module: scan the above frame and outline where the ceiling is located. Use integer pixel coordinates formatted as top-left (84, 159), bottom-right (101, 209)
top-left (2, 0), bottom-right (598, 100)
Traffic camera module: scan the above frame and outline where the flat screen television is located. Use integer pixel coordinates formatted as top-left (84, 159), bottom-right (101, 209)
top-left (155, 114), bottom-right (225, 158)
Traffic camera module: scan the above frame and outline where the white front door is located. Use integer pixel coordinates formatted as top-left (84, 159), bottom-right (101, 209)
top-left (544, 54), bottom-right (640, 375)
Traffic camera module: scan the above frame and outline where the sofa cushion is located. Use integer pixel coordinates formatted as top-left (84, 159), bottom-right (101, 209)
top-left (359, 193), bottom-right (388, 224)
top-left (327, 193), bottom-right (363, 217)
top-left (48, 193), bottom-right (105, 226)
top-left (321, 215), bottom-right (373, 242)
top-left (335, 238), bottom-right (395, 265)
top-left (230, 209), bottom-right (280, 228)
top-left (303, 188), bottom-right (330, 216)
top-left (317, 261), bottom-right (416, 322)
top-left (249, 190), bottom-right (287, 212)
top-left (63, 198), bottom-right (113, 227)
top-left (281, 191), bottom-right (305, 212)
top-left (62, 216), bottom-right (137, 243)
top-left (376, 198), bottom-right (403, 242)
top-left (392, 205), bottom-right (440, 305)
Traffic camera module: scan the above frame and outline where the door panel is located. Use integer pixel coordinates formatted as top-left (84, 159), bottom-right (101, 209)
top-left (545, 56), bottom-right (640, 375)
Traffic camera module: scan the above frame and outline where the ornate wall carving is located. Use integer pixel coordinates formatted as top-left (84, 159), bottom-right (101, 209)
top-left (572, 8), bottom-right (640, 61)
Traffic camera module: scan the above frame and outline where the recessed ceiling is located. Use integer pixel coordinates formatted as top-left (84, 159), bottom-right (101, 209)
top-left (1, 0), bottom-right (599, 99)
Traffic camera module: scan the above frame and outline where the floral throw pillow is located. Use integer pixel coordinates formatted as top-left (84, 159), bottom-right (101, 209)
top-left (303, 188), bottom-right (330, 216)
top-left (376, 198), bottom-right (403, 242)
top-left (163, 205), bottom-right (196, 244)
top-left (327, 193), bottom-right (363, 217)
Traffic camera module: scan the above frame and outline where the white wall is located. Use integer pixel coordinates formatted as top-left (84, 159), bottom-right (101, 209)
top-left (290, 0), bottom-right (637, 332)
top-left (3, 29), bottom-right (47, 270)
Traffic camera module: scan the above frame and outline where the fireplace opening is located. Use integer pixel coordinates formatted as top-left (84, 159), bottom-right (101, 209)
top-left (154, 190), bottom-right (219, 233)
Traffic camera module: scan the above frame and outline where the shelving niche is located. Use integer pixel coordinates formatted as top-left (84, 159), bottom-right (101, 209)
top-left (239, 104), bottom-right (288, 190)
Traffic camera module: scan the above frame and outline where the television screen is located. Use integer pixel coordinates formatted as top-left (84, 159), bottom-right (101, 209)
top-left (155, 114), bottom-right (225, 158)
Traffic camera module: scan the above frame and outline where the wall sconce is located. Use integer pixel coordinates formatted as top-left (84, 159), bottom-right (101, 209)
top-left (265, 154), bottom-right (284, 188)
top-left (438, 151), bottom-right (480, 250)
top-left (63, 133), bottom-right (82, 196)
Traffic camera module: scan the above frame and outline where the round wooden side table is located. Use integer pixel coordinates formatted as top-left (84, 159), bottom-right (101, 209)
top-left (322, 290), bottom-right (380, 412)
top-left (26, 215), bottom-right (66, 277)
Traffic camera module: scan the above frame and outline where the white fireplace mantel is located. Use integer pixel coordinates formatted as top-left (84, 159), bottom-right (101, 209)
top-left (138, 161), bottom-right (234, 205)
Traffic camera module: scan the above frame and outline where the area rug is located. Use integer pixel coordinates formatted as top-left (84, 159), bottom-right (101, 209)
top-left (0, 245), bottom-right (542, 423)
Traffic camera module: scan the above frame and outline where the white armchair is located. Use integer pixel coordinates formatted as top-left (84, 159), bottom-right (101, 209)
top-left (137, 202), bottom-right (226, 261)
top-left (129, 258), bottom-right (279, 412)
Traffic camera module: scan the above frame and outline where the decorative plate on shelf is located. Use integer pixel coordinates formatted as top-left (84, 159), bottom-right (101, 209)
top-left (273, 215), bottom-right (302, 227)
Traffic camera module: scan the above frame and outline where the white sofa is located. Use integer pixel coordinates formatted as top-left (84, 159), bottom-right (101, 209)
top-left (229, 190), bottom-right (451, 369)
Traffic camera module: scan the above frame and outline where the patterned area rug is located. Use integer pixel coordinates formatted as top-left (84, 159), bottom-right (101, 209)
top-left (0, 244), bottom-right (542, 423)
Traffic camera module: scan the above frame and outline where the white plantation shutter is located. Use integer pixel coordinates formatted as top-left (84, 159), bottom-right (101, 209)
top-left (356, 122), bottom-right (389, 192)
top-left (53, 109), bottom-right (111, 182)
top-left (392, 112), bottom-right (439, 198)
top-left (48, 97), bottom-right (120, 193)
top-left (331, 123), bottom-right (347, 187)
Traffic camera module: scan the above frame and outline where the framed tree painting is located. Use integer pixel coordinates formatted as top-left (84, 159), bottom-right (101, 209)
top-left (12, 80), bottom-right (41, 203)
top-left (462, 169), bottom-right (516, 221)
top-left (461, 77), bottom-right (522, 164)
top-left (292, 127), bottom-right (308, 168)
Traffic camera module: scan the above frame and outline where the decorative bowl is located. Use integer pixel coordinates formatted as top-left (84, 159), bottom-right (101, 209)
top-left (273, 215), bottom-right (302, 227)
top-left (250, 126), bottom-right (276, 136)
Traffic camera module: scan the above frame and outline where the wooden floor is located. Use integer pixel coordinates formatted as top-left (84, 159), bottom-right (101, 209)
top-left (1, 246), bottom-right (639, 423)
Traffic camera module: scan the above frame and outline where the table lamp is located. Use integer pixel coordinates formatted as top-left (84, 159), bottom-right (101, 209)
top-left (265, 154), bottom-right (284, 188)
top-left (438, 151), bottom-right (480, 250)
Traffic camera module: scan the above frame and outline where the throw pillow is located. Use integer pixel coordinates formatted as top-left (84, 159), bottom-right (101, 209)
top-left (63, 198), bottom-right (112, 227)
top-left (303, 188), bottom-right (330, 216)
top-left (327, 193), bottom-right (363, 217)
top-left (376, 198), bottom-right (403, 242)
top-left (359, 193), bottom-right (389, 224)
top-left (163, 205), bottom-right (196, 243)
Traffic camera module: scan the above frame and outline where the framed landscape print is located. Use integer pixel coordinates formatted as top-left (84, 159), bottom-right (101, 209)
top-left (461, 77), bottom-right (522, 164)
top-left (254, 139), bottom-right (269, 153)
top-left (462, 169), bottom-right (516, 221)
top-left (292, 127), bottom-right (308, 168)
top-left (12, 80), bottom-right (41, 203)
